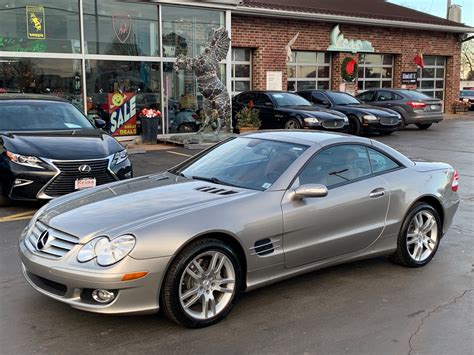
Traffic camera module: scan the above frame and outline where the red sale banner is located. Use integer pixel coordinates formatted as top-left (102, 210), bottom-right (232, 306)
top-left (108, 92), bottom-right (137, 136)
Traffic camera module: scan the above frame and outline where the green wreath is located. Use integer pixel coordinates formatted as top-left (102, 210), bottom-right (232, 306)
top-left (341, 57), bottom-right (358, 82)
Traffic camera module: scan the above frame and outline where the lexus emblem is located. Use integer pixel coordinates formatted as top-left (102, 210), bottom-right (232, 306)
top-left (78, 164), bottom-right (91, 174)
top-left (37, 230), bottom-right (49, 250)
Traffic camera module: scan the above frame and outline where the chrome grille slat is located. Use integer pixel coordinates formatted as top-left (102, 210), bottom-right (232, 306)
top-left (44, 159), bottom-right (115, 197)
top-left (26, 221), bottom-right (79, 259)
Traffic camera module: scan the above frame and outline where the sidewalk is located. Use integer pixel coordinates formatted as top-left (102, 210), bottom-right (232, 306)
top-left (444, 112), bottom-right (474, 119)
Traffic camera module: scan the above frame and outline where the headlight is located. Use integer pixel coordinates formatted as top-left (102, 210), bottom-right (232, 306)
top-left (77, 235), bottom-right (136, 266)
top-left (112, 150), bottom-right (128, 166)
top-left (6, 151), bottom-right (44, 169)
top-left (303, 117), bottom-right (319, 124)
top-left (363, 114), bottom-right (378, 122)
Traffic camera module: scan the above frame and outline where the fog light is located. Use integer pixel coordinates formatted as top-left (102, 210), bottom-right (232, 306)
top-left (91, 289), bottom-right (115, 303)
top-left (14, 179), bottom-right (33, 187)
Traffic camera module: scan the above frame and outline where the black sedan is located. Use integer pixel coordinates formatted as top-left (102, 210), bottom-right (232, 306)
top-left (0, 95), bottom-right (133, 206)
top-left (232, 91), bottom-right (348, 131)
top-left (296, 90), bottom-right (401, 136)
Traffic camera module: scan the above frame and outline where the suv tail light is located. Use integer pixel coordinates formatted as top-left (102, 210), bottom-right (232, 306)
top-left (407, 102), bottom-right (427, 109)
top-left (451, 170), bottom-right (459, 192)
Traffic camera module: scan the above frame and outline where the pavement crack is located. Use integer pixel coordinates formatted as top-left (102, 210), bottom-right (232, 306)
top-left (407, 289), bottom-right (474, 355)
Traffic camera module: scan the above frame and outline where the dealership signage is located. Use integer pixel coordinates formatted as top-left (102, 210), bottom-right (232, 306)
top-left (327, 25), bottom-right (374, 53)
top-left (108, 93), bottom-right (137, 136)
top-left (26, 6), bottom-right (46, 39)
top-left (401, 72), bottom-right (418, 84)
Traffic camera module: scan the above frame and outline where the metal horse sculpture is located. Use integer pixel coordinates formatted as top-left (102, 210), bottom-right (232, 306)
top-left (174, 28), bottom-right (231, 133)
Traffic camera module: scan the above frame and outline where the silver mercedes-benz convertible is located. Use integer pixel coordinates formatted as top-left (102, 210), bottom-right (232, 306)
top-left (20, 131), bottom-right (460, 328)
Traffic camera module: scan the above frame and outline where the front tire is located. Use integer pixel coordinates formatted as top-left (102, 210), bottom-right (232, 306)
top-left (284, 118), bottom-right (301, 130)
top-left (390, 203), bottom-right (441, 267)
top-left (348, 115), bottom-right (362, 135)
top-left (161, 238), bottom-right (242, 328)
top-left (0, 183), bottom-right (11, 207)
top-left (416, 123), bottom-right (433, 130)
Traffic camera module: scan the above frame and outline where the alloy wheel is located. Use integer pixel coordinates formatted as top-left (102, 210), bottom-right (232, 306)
top-left (406, 210), bottom-right (438, 262)
top-left (179, 251), bottom-right (236, 320)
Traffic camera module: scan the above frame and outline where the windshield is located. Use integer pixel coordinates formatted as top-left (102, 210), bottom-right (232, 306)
top-left (178, 137), bottom-right (308, 190)
top-left (400, 90), bottom-right (433, 100)
top-left (0, 100), bottom-right (95, 131)
top-left (270, 93), bottom-right (312, 107)
top-left (325, 92), bottom-right (361, 105)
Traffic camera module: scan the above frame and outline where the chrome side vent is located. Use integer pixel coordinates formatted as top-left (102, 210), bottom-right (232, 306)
top-left (250, 238), bottom-right (279, 256)
top-left (195, 186), bottom-right (238, 195)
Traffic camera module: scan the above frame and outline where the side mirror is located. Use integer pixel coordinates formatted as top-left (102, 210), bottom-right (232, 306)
top-left (94, 118), bottom-right (107, 129)
top-left (293, 184), bottom-right (328, 199)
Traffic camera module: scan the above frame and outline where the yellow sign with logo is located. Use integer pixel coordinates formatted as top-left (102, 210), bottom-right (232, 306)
top-left (26, 6), bottom-right (46, 40)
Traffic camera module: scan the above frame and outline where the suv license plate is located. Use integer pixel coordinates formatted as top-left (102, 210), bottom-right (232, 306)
top-left (75, 178), bottom-right (96, 190)
top-left (431, 105), bottom-right (438, 110)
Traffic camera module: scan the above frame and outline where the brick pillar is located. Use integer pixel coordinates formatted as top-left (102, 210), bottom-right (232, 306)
top-left (445, 49), bottom-right (461, 114)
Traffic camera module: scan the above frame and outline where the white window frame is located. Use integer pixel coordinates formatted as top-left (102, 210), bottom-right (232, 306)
top-left (417, 56), bottom-right (446, 104)
top-left (358, 54), bottom-right (394, 91)
top-left (287, 51), bottom-right (331, 91)
top-left (231, 48), bottom-right (252, 96)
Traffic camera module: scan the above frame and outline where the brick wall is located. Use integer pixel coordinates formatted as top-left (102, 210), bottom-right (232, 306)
top-left (231, 15), bottom-right (461, 113)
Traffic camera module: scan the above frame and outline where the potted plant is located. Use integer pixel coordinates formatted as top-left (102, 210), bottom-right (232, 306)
top-left (453, 99), bottom-right (471, 113)
top-left (236, 101), bottom-right (261, 133)
top-left (140, 107), bottom-right (162, 144)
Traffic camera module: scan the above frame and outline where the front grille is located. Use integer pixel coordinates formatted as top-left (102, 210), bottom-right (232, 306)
top-left (24, 220), bottom-right (79, 259)
top-left (380, 116), bottom-right (399, 125)
top-left (321, 119), bottom-right (346, 129)
top-left (44, 159), bottom-right (116, 197)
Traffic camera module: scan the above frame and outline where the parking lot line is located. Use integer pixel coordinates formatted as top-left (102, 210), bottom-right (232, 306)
top-left (166, 150), bottom-right (192, 157)
top-left (0, 210), bottom-right (36, 223)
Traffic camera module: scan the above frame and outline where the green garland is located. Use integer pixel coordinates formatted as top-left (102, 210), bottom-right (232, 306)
top-left (341, 57), bottom-right (358, 82)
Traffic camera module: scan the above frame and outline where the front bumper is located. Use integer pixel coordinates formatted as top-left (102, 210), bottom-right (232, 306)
top-left (362, 121), bottom-right (401, 133)
top-left (2, 157), bottom-right (132, 202)
top-left (19, 238), bottom-right (170, 315)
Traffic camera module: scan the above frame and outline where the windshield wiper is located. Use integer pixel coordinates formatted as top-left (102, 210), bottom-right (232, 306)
top-left (192, 175), bottom-right (242, 188)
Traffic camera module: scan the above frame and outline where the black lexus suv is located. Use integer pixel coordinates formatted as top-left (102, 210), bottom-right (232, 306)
top-left (0, 95), bottom-right (133, 206)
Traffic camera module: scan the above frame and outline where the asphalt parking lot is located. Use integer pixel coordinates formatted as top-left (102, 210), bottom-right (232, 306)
top-left (1, 118), bottom-right (473, 354)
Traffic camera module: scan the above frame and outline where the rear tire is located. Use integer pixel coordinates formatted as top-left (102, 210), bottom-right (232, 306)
top-left (161, 238), bottom-right (242, 328)
top-left (0, 183), bottom-right (11, 207)
top-left (284, 118), bottom-right (301, 130)
top-left (348, 116), bottom-right (362, 136)
top-left (390, 203), bottom-right (441, 268)
top-left (416, 123), bottom-right (432, 130)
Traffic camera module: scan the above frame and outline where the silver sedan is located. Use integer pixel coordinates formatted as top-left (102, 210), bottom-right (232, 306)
top-left (19, 131), bottom-right (460, 328)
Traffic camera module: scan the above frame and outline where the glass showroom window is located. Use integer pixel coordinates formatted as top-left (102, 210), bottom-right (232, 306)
top-left (231, 48), bottom-right (252, 96)
top-left (161, 5), bottom-right (225, 58)
top-left (357, 54), bottom-right (394, 90)
top-left (86, 60), bottom-right (161, 137)
top-left (163, 62), bottom-right (225, 133)
top-left (0, 58), bottom-right (82, 107)
top-left (287, 51), bottom-right (331, 91)
top-left (83, 0), bottom-right (159, 56)
top-left (0, 0), bottom-right (80, 53)
top-left (417, 56), bottom-right (446, 101)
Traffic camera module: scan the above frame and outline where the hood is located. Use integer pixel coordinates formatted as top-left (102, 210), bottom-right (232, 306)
top-left (281, 106), bottom-right (347, 120)
top-left (0, 129), bottom-right (123, 160)
top-left (333, 104), bottom-right (399, 117)
top-left (38, 173), bottom-right (258, 241)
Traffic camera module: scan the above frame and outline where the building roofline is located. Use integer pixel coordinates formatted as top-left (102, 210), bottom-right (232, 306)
top-left (232, 6), bottom-right (474, 34)
top-left (146, 1), bottom-right (473, 33)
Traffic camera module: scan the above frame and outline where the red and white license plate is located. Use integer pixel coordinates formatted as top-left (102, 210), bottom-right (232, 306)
top-left (75, 178), bottom-right (96, 190)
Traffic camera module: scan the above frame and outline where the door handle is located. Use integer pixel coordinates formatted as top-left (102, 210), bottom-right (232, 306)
top-left (369, 189), bottom-right (386, 198)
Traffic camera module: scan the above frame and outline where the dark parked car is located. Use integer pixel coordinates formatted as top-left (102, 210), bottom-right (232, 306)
top-left (0, 95), bottom-right (133, 206)
top-left (356, 89), bottom-right (443, 129)
top-left (297, 90), bottom-right (401, 136)
top-left (232, 91), bottom-right (348, 131)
